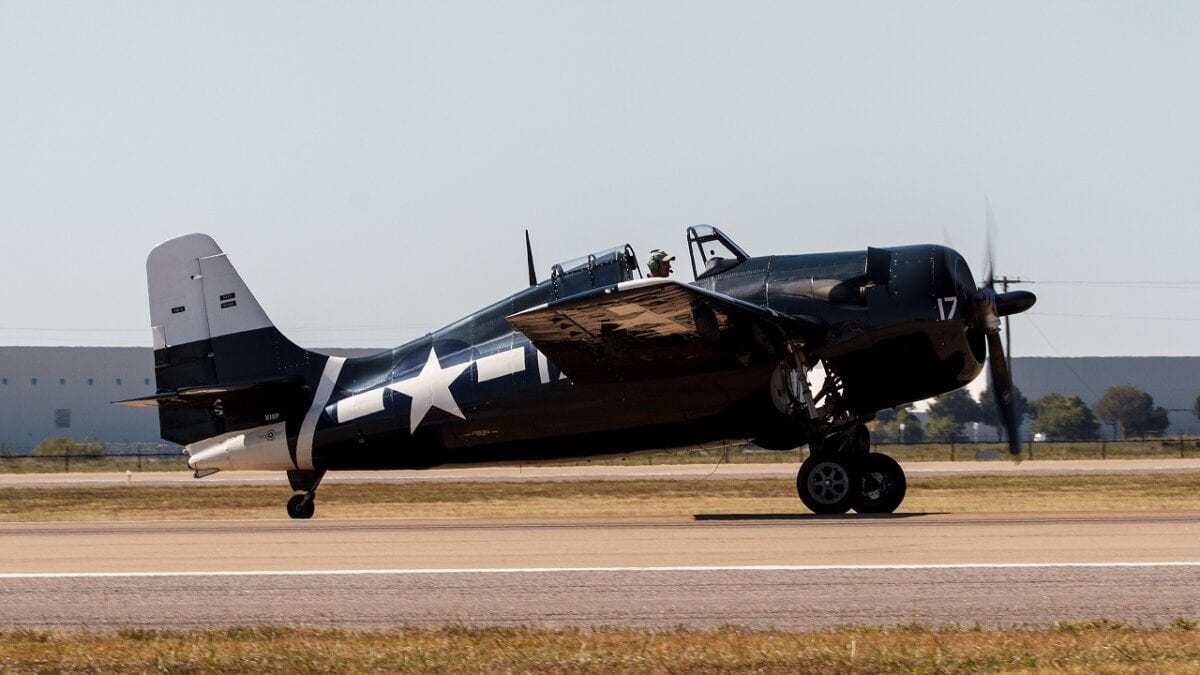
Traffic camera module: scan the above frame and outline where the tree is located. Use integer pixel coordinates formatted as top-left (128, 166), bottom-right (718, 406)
top-left (869, 408), bottom-right (925, 443)
top-left (1094, 385), bottom-right (1170, 439)
top-left (875, 407), bottom-right (899, 423)
top-left (1029, 393), bottom-right (1100, 440)
top-left (978, 383), bottom-right (1030, 441)
top-left (928, 389), bottom-right (981, 427)
top-left (1143, 406), bottom-right (1170, 437)
top-left (925, 414), bottom-right (963, 443)
top-left (31, 436), bottom-right (105, 457)
top-left (925, 388), bottom-right (988, 443)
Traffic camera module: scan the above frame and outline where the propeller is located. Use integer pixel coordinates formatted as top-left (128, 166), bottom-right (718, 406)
top-left (971, 202), bottom-right (1036, 457)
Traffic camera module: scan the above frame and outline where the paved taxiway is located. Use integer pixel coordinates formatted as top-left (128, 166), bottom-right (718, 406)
top-left (2, 512), bottom-right (1199, 629)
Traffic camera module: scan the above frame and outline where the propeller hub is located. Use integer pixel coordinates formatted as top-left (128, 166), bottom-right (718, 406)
top-left (973, 288), bottom-right (1002, 334)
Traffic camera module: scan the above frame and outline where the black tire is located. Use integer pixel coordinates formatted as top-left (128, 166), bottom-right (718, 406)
top-left (287, 493), bottom-right (315, 519)
top-left (796, 455), bottom-right (856, 514)
top-left (853, 452), bottom-right (907, 514)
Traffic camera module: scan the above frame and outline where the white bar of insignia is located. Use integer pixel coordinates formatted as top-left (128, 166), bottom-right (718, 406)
top-left (336, 388), bottom-right (387, 423)
top-left (476, 346), bottom-right (527, 383)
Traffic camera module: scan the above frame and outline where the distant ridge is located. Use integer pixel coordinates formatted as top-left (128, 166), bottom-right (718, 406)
top-left (1014, 356), bottom-right (1200, 436)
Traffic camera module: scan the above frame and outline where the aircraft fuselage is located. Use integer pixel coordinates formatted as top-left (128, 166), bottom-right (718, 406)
top-left (294, 244), bottom-right (984, 470)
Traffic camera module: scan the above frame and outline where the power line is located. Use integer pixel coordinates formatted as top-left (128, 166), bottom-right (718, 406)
top-left (1017, 280), bottom-right (1200, 289)
top-left (1029, 312), bottom-right (1200, 322)
top-left (0, 324), bottom-right (435, 334)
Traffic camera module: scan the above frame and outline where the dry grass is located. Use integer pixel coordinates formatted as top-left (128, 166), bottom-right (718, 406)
top-left (883, 439), bottom-right (1200, 462)
top-left (3, 473), bottom-right (1200, 521)
top-left (1, 622), bottom-right (1199, 673)
top-left (902, 473), bottom-right (1200, 514)
top-left (0, 455), bottom-right (188, 473)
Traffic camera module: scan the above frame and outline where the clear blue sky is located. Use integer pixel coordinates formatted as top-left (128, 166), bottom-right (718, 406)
top-left (2, 1), bottom-right (1198, 356)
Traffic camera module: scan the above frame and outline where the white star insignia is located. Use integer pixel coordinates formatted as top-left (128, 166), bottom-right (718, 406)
top-left (387, 346), bottom-right (471, 434)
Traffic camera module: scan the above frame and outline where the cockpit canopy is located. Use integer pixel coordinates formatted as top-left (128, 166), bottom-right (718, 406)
top-left (686, 225), bottom-right (749, 280)
top-left (549, 244), bottom-right (641, 300)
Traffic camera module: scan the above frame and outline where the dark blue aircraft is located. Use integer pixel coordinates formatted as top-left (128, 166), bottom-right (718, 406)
top-left (118, 226), bottom-right (1035, 518)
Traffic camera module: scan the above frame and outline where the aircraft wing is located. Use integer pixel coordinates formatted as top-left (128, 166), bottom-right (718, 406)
top-left (507, 278), bottom-right (826, 384)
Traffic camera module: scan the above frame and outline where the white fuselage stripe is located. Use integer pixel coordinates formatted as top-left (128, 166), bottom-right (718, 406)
top-left (335, 388), bottom-right (386, 424)
top-left (3, 562), bottom-right (1200, 579)
top-left (476, 346), bottom-right (525, 383)
top-left (296, 356), bottom-right (346, 470)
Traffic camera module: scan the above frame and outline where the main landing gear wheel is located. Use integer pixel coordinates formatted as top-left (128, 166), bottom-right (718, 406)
top-left (797, 455), bottom-right (856, 514)
top-left (286, 493), bottom-right (315, 519)
top-left (853, 452), bottom-right (907, 514)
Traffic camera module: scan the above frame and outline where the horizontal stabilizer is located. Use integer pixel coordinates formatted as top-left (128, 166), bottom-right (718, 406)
top-left (114, 376), bottom-right (306, 409)
top-left (508, 278), bottom-right (826, 383)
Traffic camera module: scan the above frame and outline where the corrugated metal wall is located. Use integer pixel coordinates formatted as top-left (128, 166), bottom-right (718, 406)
top-left (0, 347), bottom-right (381, 450)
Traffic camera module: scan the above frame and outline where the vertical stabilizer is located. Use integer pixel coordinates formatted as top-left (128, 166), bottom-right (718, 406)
top-left (148, 234), bottom-right (273, 351)
top-left (145, 234), bottom-right (326, 449)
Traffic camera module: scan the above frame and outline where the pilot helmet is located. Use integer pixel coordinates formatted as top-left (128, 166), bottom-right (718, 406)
top-left (647, 249), bottom-right (675, 275)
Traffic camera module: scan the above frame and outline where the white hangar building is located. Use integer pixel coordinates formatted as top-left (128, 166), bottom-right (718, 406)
top-left (0, 346), bottom-right (375, 451)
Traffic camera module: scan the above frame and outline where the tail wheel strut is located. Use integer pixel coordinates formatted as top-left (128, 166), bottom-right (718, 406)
top-left (286, 469), bottom-right (325, 519)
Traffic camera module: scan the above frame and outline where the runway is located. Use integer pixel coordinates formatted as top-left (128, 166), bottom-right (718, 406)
top-left (2, 512), bottom-right (1199, 629)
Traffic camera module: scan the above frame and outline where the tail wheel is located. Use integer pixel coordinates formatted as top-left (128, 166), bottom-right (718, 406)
top-left (287, 493), bottom-right (315, 519)
top-left (853, 453), bottom-right (907, 514)
top-left (797, 455), bottom-right (856, 514)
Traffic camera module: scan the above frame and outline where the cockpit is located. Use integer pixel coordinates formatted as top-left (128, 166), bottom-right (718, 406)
top-left (544, 226), bottom-right (750, 300)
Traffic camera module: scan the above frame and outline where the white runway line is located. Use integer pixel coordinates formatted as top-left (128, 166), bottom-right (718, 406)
top-left (4, 561), bottom-right (1200, 579)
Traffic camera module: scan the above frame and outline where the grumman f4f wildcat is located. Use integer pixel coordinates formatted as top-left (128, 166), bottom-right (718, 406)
top-left (118, 226), bottom-right (1035, 518)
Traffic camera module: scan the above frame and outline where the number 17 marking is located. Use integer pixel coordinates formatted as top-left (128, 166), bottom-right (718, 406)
top-left (937, 296), bottom-right (958, 321)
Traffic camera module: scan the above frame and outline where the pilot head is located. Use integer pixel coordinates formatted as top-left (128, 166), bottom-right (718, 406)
top-left (647, 249), bottom-right (675, 277)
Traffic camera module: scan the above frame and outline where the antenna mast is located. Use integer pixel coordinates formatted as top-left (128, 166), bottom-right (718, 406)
top-left (525, 230), bottom-right (537, 287)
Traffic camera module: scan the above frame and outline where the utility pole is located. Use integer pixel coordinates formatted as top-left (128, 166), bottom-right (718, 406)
top-left (1000, 275), bottom-right (1029, 444)
top-left (999, 275), bottom-right (1028, 376)
top-left (1000, 276), bottom-right (1012, 367)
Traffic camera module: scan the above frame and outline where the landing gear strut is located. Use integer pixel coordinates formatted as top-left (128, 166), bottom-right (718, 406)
top-left (773, 350), bottom-right (908, 514)
top-left (285, 469), bottom-right (325, 519)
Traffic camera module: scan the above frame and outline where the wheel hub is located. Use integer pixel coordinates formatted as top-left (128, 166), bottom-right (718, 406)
top-left (807, 461), bottom-right (850, 504)
top-left (861, 471), bottom-right (886, 502)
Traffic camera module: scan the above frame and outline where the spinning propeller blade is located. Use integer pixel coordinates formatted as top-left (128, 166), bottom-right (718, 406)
top-left (986, 330), bottom-right (1021, 456)
top-left (983, 197), bottom-right (997, 287)
top-left (973, 200), bottom-right (1034, 457)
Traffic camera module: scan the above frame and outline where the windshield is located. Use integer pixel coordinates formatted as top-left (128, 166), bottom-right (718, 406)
top-left (686, 225), bottom-right (749, 280)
